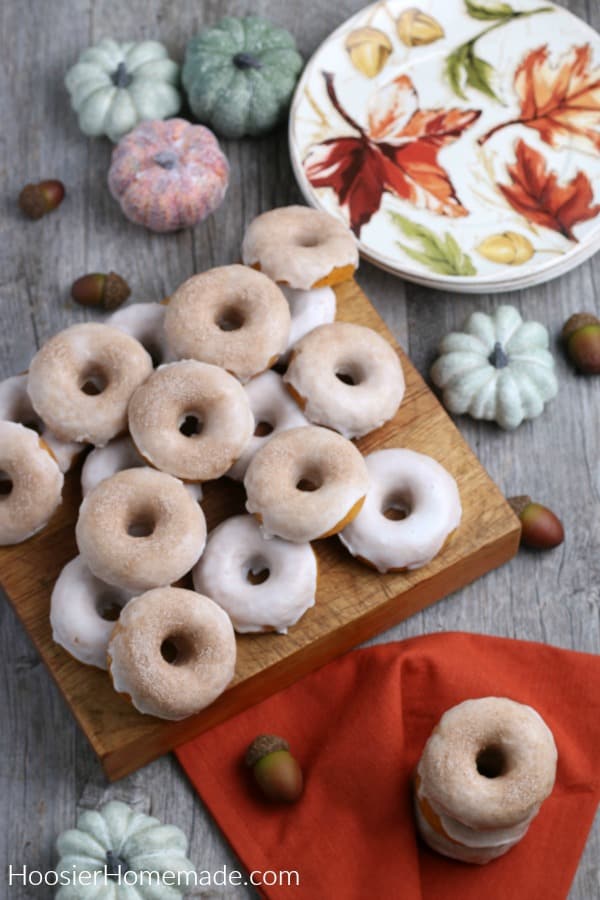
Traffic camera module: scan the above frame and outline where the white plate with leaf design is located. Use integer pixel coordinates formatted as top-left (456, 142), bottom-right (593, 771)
top-left (289, 0), bottom-right (600, 292)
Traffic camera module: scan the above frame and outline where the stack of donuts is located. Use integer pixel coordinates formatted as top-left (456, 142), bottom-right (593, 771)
top-left (0, 205), bottom-right (462, 721)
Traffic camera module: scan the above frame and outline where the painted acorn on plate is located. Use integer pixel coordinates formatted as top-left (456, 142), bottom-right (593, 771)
top-left (431, 306), bottom-right (558, 429)
top-left (396, 8), bottom-right (444, 46)
top-left (65, 39), bottom-right (181, 142)
top-left (477, 232), bottom-right (534, 266)
top-left (345, 27), bottom-right (393, 78)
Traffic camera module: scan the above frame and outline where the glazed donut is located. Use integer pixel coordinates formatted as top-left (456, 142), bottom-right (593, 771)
top-left (76, 467), bottom-right (206, 593)
top-left (339, 449), bottom-right (461, 572)
top-left (50, 556), bottom-right (130, 669)
top-left (27, 323), bottom-right (153, 446)
top-left (193, 514), bottom-right (317, 633)
top-left (81, 435), bottom-right (203, 503)
top-left (244, 425), bottom-right (369, 542)
top-left (280, 285), bottom-right (336, 362)
top-left (128, 361), bottom-right (254, 482)
top-left (0, 373), bottom-right (83, 472)
top-left (108, 302), bottom-right (174, 367)
top-left (107, 586), bottom-right (236, 720)
top-left (415, 697), bottom-right (557, 864)
top-left (0, 421), bottom-right (63, 545)
top-left (242, 205), bottom-right (358, 290)
top-left (164, 265), bottom-right (290, 382)
top-left (227, 371), bottom-right (308, 481)
top-left (284, 322), bottom-right (405, 439)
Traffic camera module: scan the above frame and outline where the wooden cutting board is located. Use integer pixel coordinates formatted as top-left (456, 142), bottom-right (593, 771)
top-left (0, 279), bottom-right (520, 780)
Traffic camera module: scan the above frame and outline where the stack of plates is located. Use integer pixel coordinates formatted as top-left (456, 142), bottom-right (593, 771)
top-left (289, 0), bottom-right (600, 293)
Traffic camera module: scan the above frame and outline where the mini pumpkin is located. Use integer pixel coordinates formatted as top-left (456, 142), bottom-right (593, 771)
top-left (108, 118), bottom-right (230, 232)
top-left (182, 16), bottom-right (303, 138)
top-left (431, 305), bottom-right (558, 430)
top-left (55, 800), bottom-right (195, 898)
top-left (65, 39), bottom-right (181, 142)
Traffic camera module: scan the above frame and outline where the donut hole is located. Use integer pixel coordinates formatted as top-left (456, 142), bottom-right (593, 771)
top-left (79, 367), bottom-right (108, 396)
top-left (126, 513), bottom-right (156, 538)
top-left (160, 633), bottom-right (194, 666)
top-left (476, 745), bottom-right (507, 779)
top-left (245, 556), bottom-right (271, 585)
top-left (96, 591), bottom-right (125, 622)
top-left (335, 363), bottom-right (364, 387)
top-left (297, 231), bottom-right (322, 248)
top-left (382, 493), bottom-right (411, 521)
top-left (296, 469), bottom-right (323, 492)
top-left (254, 420), bottom-right (274, 438)
top-left (179, 413), bottom-right (204, 437)
top-left (0, 471), bottom-right (13, 497)
top-left (216, 306), bottom-right (245, 332)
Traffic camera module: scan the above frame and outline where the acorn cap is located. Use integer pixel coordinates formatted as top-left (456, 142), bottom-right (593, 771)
top-left (345, 26), bottom-right (393, 51)
top-left (245, 734), bottom-right (290, 768)
top-left (508, 495), bottom-right (532, 517)
top-left (103, 272), bottom-right (131, 310)
top-left (562, 313), bottom-right (600, 341)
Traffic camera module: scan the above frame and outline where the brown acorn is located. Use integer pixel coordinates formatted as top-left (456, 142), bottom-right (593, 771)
top-left (245, 734), bottom-right (303, 803)
top-left (71, 272), bottom-right (131, 311)
top-left (508, 496), bottom-right (564, 550)
top-left (19, 179), bottom-right (65, 219)
top-left (562, 313), bottom-right (600, 375)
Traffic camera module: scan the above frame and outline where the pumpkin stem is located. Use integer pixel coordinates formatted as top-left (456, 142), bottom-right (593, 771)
top-left (105, 849), bottom-right (129, 877)
top-left (111, 61), bottom-right (132, 89)
top-left (233, 52), bottom-right (263, 70)
top-left (489, 342), bottom-right (509, 368)
top-left (153, 151), bottom-right (178, 170)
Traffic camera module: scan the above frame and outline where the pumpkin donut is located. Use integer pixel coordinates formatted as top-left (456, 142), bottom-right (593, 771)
top-left (284, 322), bottom-right (405, 438)
top-left (280, 284), bottom-right (336, 362)
top-left (128, 360), bottom-right (254, 482)
top-left (76, 467), bottom-right (206, 593)
top-left (108, 301), bottom-right (174, 367)
top-left (415, 697), bottom-right (557, 864)
top-left (164, 265), bottom-right (290, 382)
top-left (0, 373), bottom-right (83, 472)
top-left (27, 323), bottom-right (153, 447)
top-left (339, 449), bottom-right (461, 572)
top-left (0, 421), bottom-right (64, 545)
top-left (107, 586), bottom-right (236, 720)
top-left (241, 205), bottom-right (358, 290)
top-left (244, 425), bottom-right (369, 542)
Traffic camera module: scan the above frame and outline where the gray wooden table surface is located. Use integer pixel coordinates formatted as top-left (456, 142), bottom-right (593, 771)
top-left (1, 0), bottom-right (598, 897)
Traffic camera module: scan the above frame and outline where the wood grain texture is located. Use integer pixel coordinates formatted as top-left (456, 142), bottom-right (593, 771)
top-left (0, 279), bottom-right (520, 780)
top-left (0, 0), bottom-right (598, 896)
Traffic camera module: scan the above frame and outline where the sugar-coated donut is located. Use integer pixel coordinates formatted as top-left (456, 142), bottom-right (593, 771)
top-left (107, 586), bottom-right (236, 720)
top-left (244, 425), bottom-right (369, 542)
top-left (27, 323), bottom-right (153, 446)
top-left (0, 373), bottom-right (83, 472)
top-left (164, 265), bottom-right (291, 382)
top-left (339, 449), bottom-right (461, 572)
top-left (415, 697), bottom-right (557, 864)
top-left (242, 205), bottom-right (358, 290)
top-left (81, 435), bottom-right (203, 503)
top-left (193, 514), bottom-right (317, 633)
top-left (0, 421), bottom-right (64, 545)
top-left (50, 555), bottom-right (130, 669)
top-left (227, 371), bottom-right (308, 481)
top-left (128, 361), bottom-right (254, 482)
top-left (284, 322), bottom-right (405, 439)
top-left (108, 302), bottom-right (174, 367)
top-left (280, 285), bottom-right (336, 362)
top-left (76, 467), bottom-right (206, 593)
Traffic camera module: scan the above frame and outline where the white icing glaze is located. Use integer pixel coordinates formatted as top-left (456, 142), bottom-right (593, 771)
top-left (107, 301), bottom-right (175, 366)
top-left (280, 285), bottom-right (336, 361)
top-left (284, 322), bottom-right (405, 439)
top-left (50, 555), bottom-right (130, 669)
top-left (339, 449), bottom-right (462, 572)
top-left (414, 799), bottom-right (513, 865)
top-left (0, 373), bottom-right (83, 472)
top-left (192, 514), bottom-right (317, 633)
top-left (227, 371), bottom-right (308, 481)
top-left (0, 421), bottom-right (64, 545)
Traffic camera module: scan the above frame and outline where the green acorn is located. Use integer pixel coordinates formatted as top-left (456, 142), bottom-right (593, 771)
top-left (19, 179), bottom-right (65, 219)
top-left (71, 271), bottom-right (131, 310)
top-left (245, 734), bottom-right (303, 803)
top-left (508, 496), bottom-right (564, 550)
top-left (562, 313), bottom-right (600, 375)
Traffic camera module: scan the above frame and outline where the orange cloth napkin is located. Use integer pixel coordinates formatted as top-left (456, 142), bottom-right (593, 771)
top-left (176, 632), bottom-right (600, 900)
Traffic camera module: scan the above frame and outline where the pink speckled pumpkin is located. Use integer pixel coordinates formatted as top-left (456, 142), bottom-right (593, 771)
top-left (108, 118), bottom-right (229, 232)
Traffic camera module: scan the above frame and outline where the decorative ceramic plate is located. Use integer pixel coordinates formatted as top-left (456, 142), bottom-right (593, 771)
top-left (289, 0), bottom-right (600, 292)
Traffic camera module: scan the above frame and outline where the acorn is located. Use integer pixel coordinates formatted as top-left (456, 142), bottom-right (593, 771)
top-left (71, 272), bottom-right (131, 311)
top-left (562, 313), bottom-right (600, 375)
top-left (18, 179), bottom-right (65, 219)
top-left (396, 8), bottom-right (444, 46)
top-left (345, 27), bottom-right (393, 78)
top-left (477, 232), bottom-right (534, 266)
top-left (245, 734), bottom-right (303, 803)
top-left (508, 496), bottom-right (564, 550)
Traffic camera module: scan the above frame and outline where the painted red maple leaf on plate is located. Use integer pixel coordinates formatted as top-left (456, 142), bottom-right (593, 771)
top-left (498, 140), bottom-right (600, 240)
top-left (304, 72), bottom-right (481, 236)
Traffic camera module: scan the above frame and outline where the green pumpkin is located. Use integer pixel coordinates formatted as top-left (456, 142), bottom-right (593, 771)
top-left (65, 39), bottom-right (181, 142)
top-left (182, 16), bottom-right (303, 138)
top-left (55, 800), bottom-right (196, 898)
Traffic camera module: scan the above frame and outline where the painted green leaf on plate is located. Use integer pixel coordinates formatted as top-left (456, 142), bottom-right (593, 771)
top-left (390, 213), bottom-right (477, 276)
